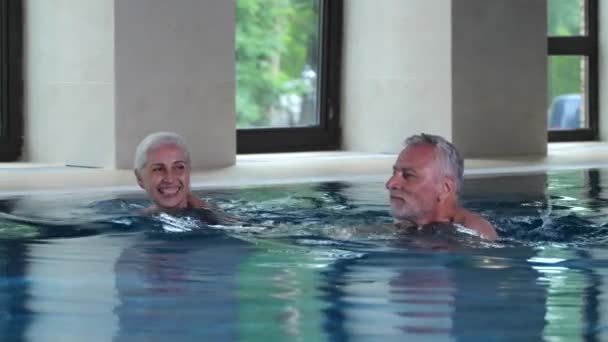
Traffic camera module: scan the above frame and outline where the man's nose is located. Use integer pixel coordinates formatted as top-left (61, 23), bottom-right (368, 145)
top-left (386, 174), bottom-right (399, 190)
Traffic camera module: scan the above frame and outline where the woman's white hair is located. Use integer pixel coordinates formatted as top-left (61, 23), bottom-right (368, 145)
top-left (133, 132), bottom-right (190, 170)
top-left (404, 133), bottom-right (464, 193)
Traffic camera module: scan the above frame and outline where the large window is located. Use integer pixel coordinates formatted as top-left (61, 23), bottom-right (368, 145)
top-left (0, 0), bottom-right (22, 161)
top-left (547, 0), bottom-right (598, 141)
top-left (235, 0), bottom-right (341, 153)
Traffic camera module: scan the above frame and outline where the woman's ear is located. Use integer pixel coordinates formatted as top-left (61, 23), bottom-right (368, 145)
top-left (134, 170), bottom-right (144, 189)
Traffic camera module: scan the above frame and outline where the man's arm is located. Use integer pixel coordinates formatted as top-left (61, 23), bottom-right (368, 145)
top-left (456, 208), bottom-right (498, 241)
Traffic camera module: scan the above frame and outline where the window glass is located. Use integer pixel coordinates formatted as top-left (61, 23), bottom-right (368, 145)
top-left (547, 55), bottom-right (587, 130)
top-left (548, 0), bottom-right (585, 36)
top-left (236, 0), bottom-right (320, 129)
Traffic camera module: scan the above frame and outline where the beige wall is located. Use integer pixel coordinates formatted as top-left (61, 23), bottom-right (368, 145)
top-left (24, 0), bottom-right (235, 170)
top-left (24, 0), bottom-right (549, 166)
top-left (342, 0), bottom-right (547, 157)
top-left (452, 0), bottom-right (547, 157)
top-left (341, 0), bottom-right (452, 153)
top-left (114, 0), bottom-right (235, 169)
top-left (24, 0), bottom-right (115, 166)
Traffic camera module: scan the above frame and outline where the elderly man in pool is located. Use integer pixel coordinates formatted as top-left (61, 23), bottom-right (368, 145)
top-left (386, 133), bottom-right (498, 240)
top-left (133, 131), bottom-right (212, 213)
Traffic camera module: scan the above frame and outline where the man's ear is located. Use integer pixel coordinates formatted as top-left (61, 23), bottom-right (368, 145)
top-left (134, 170), bottom-right (145, 189)
top-left (439, 176), bottom-right (456, 200)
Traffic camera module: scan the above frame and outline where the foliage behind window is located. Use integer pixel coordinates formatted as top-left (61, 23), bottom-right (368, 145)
top-left (236, 0), bottom-right (319, 128)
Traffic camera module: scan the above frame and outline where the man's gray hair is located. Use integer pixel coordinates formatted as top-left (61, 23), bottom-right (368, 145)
top-left (404, 133), bottom-right (464, 193)
top-left (133, 132), bottom-right (190, 170)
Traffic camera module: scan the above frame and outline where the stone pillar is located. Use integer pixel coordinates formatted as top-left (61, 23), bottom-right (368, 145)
top-left (341, 0), bottom-right (452, 153)
top-left (452, 0), bottom-right (547, 157)
top-left (24, 0), bottom-right (236, 169)
top-left (24, 0), bottom-right (116, 166)
top-left (114, 0), bottom-right (235, 169)
top-left (342, 0), bottom-right (547, 157)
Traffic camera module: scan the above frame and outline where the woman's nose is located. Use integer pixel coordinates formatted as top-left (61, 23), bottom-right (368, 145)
top-left (162, 170), bottom-right (175, 182)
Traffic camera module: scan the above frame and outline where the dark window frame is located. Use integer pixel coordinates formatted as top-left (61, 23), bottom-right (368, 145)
top-left (237, 0), bottom-right (342, 153)
top-left (0, 0), bottom-right (22, 161)
top-left (548, 0), bottom-right (598, 142)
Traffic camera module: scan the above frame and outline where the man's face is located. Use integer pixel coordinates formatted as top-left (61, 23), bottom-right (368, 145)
top-left (135, 144), bottom-right (191, 210)
top-left (385, 144), bottom-right (443, 223)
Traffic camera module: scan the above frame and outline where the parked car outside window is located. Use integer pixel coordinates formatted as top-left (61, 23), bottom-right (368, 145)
top-left (548, 93), bottom-right (582, 130)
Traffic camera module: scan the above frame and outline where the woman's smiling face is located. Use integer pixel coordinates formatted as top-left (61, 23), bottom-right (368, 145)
top-left (135, 143), bottom-right (191, 210)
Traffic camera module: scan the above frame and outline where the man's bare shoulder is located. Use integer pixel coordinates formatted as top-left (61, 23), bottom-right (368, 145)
top-left (455, 208), bottom-right (498, 241)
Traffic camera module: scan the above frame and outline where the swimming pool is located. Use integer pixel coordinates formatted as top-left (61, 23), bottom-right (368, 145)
top-left (0, 169), bottom-right (606, 341)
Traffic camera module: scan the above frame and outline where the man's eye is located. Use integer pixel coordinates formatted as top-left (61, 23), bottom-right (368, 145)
top-left (152, 167), bottom-right (162, 172)
top-left (176, 164), bottom-right (185, 170)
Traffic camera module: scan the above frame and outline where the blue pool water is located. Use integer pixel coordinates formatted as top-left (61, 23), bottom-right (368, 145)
top-left (0, 169), bottom-right (607, 341)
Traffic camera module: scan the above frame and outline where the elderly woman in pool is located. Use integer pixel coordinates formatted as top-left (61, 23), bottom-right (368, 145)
top-left (133, 132), bottom-right (213, 214)
top-left (386, 134), bottom-right (498, 241)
